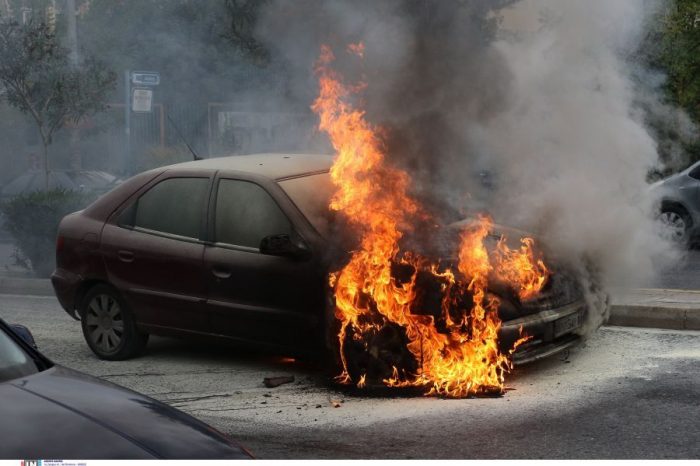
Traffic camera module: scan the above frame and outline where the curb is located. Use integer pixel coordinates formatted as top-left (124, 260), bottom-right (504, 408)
top-left (608, 304), bottom-right (700, 331)
top-left (608, 288), bottom-right (700, 331)
top-left (0, 277), bottom-right (54, 296)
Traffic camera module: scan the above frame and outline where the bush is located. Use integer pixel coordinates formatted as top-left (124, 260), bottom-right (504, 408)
top-left (1, 189), bottom-right (95, 277)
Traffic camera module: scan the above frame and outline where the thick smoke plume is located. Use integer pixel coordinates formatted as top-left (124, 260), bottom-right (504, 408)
top-left (476, 0), bottom-right (681, 327)
top-left (256, 0), bottom-right (680, 328)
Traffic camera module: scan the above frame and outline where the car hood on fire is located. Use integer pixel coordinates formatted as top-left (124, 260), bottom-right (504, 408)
top-left (447, 218), bottom-right (539, 251)
top-left (0, 366), bottom-right (250, 459)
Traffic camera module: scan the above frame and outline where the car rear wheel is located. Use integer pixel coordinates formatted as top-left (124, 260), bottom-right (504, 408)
top-left (80, 284), bottom-right (148, 360)
top-left (658, 206), bottom-right (691, 245)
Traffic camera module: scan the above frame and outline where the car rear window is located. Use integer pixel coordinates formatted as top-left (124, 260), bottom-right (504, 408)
top-left (278, 172), bottom-right (334, 237)
top-left (132, 177), bottom-right (209, 239)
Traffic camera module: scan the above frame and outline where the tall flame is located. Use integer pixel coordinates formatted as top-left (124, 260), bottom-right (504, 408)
top-left (312, 45), bottom-right (548, 398)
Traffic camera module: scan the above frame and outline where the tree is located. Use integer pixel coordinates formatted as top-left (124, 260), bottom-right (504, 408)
top-left (78, 0), bottom-right (274, 105)
top-left (658, 0), bottom-right (700, 119)
top-left (223, 0), bottom-right (271, 65)
top-left (0, 17), bottom-right (115, 189)
top-left (634, 0), bottom-right (700, 172)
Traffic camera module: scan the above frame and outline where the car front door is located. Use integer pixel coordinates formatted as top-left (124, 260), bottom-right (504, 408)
top-left (101, 174), bottom-right (212, 333)
top-left (202, 176), bottom-right (324, 350)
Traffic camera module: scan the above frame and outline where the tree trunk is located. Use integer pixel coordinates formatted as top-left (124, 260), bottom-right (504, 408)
top-left (42, 139), bottom-right (49, 191)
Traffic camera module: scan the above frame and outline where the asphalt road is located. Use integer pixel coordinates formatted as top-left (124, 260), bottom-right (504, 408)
top-left (1, 294), bottom-right (698, 459)
top-left (647, 249), bottom-right (700, 290)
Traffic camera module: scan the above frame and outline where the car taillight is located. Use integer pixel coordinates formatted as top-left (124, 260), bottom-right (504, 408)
top-left (56, 235), bottom-right (65, 253)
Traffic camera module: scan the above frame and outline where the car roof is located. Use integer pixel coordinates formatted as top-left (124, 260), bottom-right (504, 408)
top-left (170, 153), bottom-right (334, 181)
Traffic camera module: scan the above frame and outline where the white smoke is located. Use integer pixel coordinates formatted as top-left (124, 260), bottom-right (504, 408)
top-left (257, 0), bottom-right (684, 328)
top-left (466, 0), bottom-right (682, 327)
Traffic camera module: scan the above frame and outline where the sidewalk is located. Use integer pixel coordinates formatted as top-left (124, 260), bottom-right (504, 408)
top-left (610, 288), bottom-right (700, 330)
top-left (0, 241), bottom-right (52, 295)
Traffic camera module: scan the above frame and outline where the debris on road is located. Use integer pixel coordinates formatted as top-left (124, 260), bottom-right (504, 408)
top-left (263, 375), bottom-right (295, 388)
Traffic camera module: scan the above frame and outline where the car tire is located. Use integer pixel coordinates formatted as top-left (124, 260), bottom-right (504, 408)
top-left (658, 205), bottom-right (692, 246)
top-left (79, 284), bottom-right (148, 360)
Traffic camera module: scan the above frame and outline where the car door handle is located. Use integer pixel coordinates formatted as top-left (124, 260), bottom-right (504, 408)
top-left (117, 250), bottom-right (135, 263)
top-left (212, 267), bottom-right (232, 279)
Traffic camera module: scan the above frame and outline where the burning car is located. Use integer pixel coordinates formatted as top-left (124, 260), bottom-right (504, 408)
top-left (52, 152), bottom-right (588, 398)
top-left (53, 44), bottom-right (590, 399)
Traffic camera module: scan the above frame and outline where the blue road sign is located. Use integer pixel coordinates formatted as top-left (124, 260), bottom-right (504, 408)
top-left (131, 71), bottom-right (160, 86)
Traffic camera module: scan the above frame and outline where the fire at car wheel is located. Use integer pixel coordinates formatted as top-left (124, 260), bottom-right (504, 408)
top-left (341, 323), bottom-right (419, 387)
top-left (80, 284), bottom-right (148, 360)
top-left (658, 207), bottom-right (691, 245)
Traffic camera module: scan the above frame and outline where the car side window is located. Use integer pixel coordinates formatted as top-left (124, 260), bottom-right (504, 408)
top-left (0, 327), bottom-right (38, 383)
top-left (689, 164), bottom-right (700, 180)
top-left (131, 177), bottom-right (208, 239)
top-left (215, 179), bottom-right (291, 249)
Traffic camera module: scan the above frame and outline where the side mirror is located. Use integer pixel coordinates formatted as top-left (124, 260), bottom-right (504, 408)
top-left (260, 234), bottom-right (311, 260)
top-left (10, 324), bottom-right (37, 349)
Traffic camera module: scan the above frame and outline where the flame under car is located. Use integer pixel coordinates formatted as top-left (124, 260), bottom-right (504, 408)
top-left (51, 154), bottom-right (587, 380)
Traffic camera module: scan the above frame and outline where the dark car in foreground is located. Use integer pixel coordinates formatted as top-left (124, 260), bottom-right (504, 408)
top-left (52, 153), bottom-right (588, 365)
top-left (0, 318), bottom-right (250, 459)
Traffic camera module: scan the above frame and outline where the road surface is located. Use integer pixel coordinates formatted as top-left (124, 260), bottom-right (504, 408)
top-left (0, 294), bottom-right (698, 459)
top-left (646, 249), bottom-right (700, 290)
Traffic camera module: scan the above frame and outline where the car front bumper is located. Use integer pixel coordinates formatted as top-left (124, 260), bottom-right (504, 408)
top-left (500, 300), bottom-right (587, 364)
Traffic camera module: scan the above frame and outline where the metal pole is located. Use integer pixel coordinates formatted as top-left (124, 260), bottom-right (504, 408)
top-left (65, 0), bottom-right (78, 66)
top-left (124, 70), bottom-right (131, 175)
top-left (159, 104), bottom-right (165, 147)
top-left (66, 0), bottom-right (80, 169)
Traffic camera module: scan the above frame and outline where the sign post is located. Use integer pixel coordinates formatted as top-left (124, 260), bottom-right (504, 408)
top-left (124, 71), bottom-right (160, 175)
top-left (124, 70), bottom-right (131, 175)
top-left (132, 89), bottom-right (153, 113)
top-left (131, 72), bottom-right (161, 86)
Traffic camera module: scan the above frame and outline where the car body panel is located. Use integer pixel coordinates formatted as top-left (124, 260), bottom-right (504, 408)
top-left (203, 243), bottom-right (323, 348)
top-left (101, 224), bottom-right (209, 332)
top-left (0, 318), bottom-right (250, 459)
top-left (0, 380), bottom-right (153, 459)
top-left (203, 171), bottom-right (326, 349)
top-left (651, 161), bottom-right (700, 239)
top-left (3, 366), bottom-right (249, 459)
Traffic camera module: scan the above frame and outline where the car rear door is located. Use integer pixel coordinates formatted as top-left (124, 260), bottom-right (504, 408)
top-left (101, 171), bottom-right (212, 333)
top-left (202, 174), bottom-right (324, 350)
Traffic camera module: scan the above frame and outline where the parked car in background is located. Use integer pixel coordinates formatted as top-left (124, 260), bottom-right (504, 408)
top-left (651, 161), bottom-right (700, 245)
top-left (52, 153), bottom-right (588, 368)
top-left (0, 318), bottom-right (251, 459)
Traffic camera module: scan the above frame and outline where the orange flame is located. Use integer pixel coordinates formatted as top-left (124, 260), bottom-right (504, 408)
top-left (312, 45), bottom-right (547, 398)
top-left (347, 42), bottom-right (365, 58)
top-left (494, 237), bottom-right (549, 301)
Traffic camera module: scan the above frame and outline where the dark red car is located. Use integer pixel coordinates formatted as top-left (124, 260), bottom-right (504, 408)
top-left (52, 153), bottom-right (588, 365)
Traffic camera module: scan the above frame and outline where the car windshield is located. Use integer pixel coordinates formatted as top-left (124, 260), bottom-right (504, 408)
top-left (0, 326), bottom-right (39, 383)
top-left (278, 172), bottom-right (334, 237)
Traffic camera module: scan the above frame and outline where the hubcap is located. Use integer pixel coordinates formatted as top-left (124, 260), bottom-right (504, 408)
top-left (85, 294), bottom-right (124, 353)
top-left (659, 211), bottom-right (687, 242)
